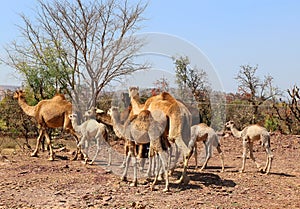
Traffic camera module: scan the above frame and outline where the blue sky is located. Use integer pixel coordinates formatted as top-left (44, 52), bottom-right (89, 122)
top-left (1, 0), bottom-right (299, 93)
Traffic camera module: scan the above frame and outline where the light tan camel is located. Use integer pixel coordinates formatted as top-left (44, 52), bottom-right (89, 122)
top-left (13, 90), bottom-right (80, 160)
top-left (108, 106), bottom-right (170, 191)
top-left (189, 123), bottom-right (224, 172)
top-left (87, 106), bottom-right (148, 170)
top-left (68, 113), bottom-right (111, 165)
top-left (225, 120), bottom-right (273, 174)
top-left (128, 87), bottom-right (193, 185)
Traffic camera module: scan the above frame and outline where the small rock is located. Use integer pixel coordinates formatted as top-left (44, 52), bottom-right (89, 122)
top-left (103, 196), bottom-right (112, 201)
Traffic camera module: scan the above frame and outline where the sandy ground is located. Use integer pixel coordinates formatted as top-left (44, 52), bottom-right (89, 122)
top-left (0, 133), bottom-right (299, 209)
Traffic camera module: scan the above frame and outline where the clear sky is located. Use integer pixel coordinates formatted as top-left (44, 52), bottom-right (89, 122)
top-left (1, 0), bottom-right (299, 93)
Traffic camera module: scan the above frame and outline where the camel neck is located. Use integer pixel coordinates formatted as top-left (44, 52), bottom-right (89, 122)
top-left (230, 126), bottom-right (242, 138)
top-left (130, 95), bottom-right (144, 115)
top-left (17, 98), bottom-right (37, 117)
top-left (70, 119), bottom-right (81, 133)
top-left (110, 111), bottom-right (124, 139)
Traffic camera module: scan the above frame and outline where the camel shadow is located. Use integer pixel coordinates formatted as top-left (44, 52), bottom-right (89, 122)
top-left (187, 170), bottom-right (236, 188)
top-left (223, 169), bottom-right (296, 177)
top-left (268, 172), bottom-right (296, 177)
top-left (168, 170), bottom-right (236, 191)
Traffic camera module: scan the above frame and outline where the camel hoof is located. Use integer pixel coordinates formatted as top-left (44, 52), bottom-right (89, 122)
top-left (157, 174), bottom-right (164, 181)
top-left (30, 152), bottom-right (38, 157)
top-left (162, 188), bottom-right (170, 192)
top-left (121, 176), bottom-right (127, 182)
top-left (48, 157), bottom-right (54, 161)
top-left (130, 181), bottom-right (137, 187)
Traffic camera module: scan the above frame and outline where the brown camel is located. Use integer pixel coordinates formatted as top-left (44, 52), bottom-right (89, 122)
top-left (13, 90), bottom-right (80, 160)
top-left (225, 120), bottom-right (273, 174)
top-left (128, 87), bottom-right (193, 185)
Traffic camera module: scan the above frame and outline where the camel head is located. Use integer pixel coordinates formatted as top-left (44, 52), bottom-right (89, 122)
top-left (84, 107), bottom-right (97, 118)
top-left (107, 106), bottom-right (119, 116)
top-left (13, 90), bottom-right (25, 100)
top-left (128, 86), bottom-right (139, 98)
top-left (68, 113), bottom-right (78, 121)
top-left (225, 120), bottom-right (235, 129)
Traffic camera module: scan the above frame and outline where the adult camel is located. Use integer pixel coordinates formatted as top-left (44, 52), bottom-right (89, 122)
top-left (13, 90), bottom-right (80, 160)
top-left (128, 87), bottom-right (193, 185)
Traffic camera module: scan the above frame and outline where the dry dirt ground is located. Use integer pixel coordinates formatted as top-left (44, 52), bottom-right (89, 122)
top-left (0, 133), bottom-right (299, 209)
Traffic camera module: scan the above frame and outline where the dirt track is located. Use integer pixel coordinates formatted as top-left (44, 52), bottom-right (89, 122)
top-left (0, 133), bottom-right (299, 208)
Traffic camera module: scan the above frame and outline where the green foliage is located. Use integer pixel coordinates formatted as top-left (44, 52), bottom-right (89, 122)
top-left (16, 44), bottom-right (72, 100)
top-left (0, 91), bottom-right (36, 140)
top-left (264, 115), bottom-right (279, 132)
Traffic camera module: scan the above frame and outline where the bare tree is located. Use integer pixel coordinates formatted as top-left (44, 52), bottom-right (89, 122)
top-left (3, 0), bottom-right (148, 111)
top-left (235, 65), bottom-right (281, 123)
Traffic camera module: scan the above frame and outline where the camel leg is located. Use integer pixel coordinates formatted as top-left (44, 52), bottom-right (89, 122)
top-left (175, 155), bottom-right (190, 185)
top-left (240, 140), bottom-right (249, 173)
top-left (89, 138), bottom-right (100, 165)
top-left (78, 136), bottom-right (89, 164)
top-left (121, 151), bottom-right (131, 182)
top-left (217, 145), bottom-right (225, 172)
top-left (44, 131), bottom-right (54, 161)
top-left (200, 143), bottom-right (210, 172)
top-left (194, 142), bottom-right (198, 169)
top-left (31, 129), bottom-right (44, 157)
top-left (121, 141), bottom-right (129, 168)
top-left (248, 142), bottom-right (261, 171)
top-left (122, 144), bottom-right (135, 182)
top-left (130, 155), bottom-right (138, 187)
top-left (174, 140), bottom-right (192, 185)
top-left (158, 151), bottom-right (170, 192)
top-left (151, 151), bottom-right (161, 191)
top-left (137, 144), bottom-right (145, 172)
top-left (169, 144), bottom-right (179, 175)
top-left (263, 146), bottom-right (273, 174)
top-left (146, 148), bottom-right (154, 178)
top-left (69, 130), bottom-right (82, 161)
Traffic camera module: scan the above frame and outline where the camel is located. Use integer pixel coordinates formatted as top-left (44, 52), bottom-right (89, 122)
top-left (189, 123), bottom-right (224, 172)
top-left (13, 90), bottom-right (80, 161)
top-left (85, 106), bottom-right (148, 170)
top-left (225, 120), bottom-right (273, 174)
top-left (68, 113), bottom-right (111, 165)
top-left (108, 106), bottom-right (170, 191)
top-left (128, 87), bottom-right (193, 185)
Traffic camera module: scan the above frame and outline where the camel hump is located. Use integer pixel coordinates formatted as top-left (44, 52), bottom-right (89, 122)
top-left (137, 110), bottom-right (151, 121)
top-left (160, 92), bottom-right (175, 101)
top-left (52, 93), bottom-right (66, 101)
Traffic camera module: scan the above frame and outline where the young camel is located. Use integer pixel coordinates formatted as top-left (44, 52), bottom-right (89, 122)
top-left (108, 106), bottom-right (170, 191)
top-left (128, 87), bottom-right (193, 185)
top-left (68, 113), bottom-right (111, 165)
top-left (189, 123), bottom-right (224, 172)
top-left (225, 120), bottom-right (273, 174)
top-left (89, 106), bottom-right (148, 170)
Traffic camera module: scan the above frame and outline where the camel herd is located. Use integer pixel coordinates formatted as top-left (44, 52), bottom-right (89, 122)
top-left (13, 88), bottom-right (274, 192)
